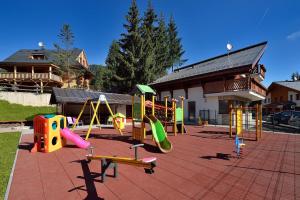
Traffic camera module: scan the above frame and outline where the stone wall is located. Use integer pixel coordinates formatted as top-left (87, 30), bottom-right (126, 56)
top-left (0, 91), bottom-right (53, 106)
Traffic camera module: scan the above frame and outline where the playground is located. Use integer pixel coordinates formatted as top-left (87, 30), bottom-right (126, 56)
top-left (7, 125), bottom-right (300, 200)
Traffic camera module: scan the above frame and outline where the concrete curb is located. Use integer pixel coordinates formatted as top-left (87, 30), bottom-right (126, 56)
top-left (4, 130), bottom-right (23, 200)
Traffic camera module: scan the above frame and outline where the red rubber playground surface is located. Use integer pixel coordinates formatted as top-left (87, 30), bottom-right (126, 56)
top-left (8, 126), bottom-right (300, 200)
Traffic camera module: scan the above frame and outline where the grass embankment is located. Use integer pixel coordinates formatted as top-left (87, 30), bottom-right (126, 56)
top-left (0, 100), bottom-right (56, 121)
top-left (0, 132), bottom-right (21, 199)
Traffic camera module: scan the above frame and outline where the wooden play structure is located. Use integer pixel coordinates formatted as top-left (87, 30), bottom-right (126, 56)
top-left (132, 84), bottom-right (173, 153)
top-left (229, 104), bottom-right (263, 141)
top-left (72, 94), bottom-right (123, 140)
top-left (144, 95), bottom-right (186, 136)
top-left (86, 144), bottom-right (157, 182)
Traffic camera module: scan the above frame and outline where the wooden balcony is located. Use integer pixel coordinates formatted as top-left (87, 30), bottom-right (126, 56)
top-left (251, 64), bottom-right (265, 81)
top-left (0, 72), bottom-right (62, 83)
top-left (204, 78), bottom-right (266, 97)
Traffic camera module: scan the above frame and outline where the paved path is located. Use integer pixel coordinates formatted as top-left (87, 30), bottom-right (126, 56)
top-left (7, 126), bottom-right (300, 199)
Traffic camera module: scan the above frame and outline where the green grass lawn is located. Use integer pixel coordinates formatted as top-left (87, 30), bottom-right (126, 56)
top-left (0, 132), bottom-right (21, 199)
top-left (0, 100), bottom-right (56, 121)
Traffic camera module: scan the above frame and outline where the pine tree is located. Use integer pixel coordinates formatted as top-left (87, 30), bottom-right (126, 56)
top-left (118, 0), bottom-right (144, 93)
top-left (139, 0), bottom-right (158, 84)
top-left (105, 40), bottom-right (122, 92)
top-left (154, 13), bottom-right (169, 77)
top-left (53, 24), bottom-right (83, 88)
top-left (167, 16), bottom-right (186, 71)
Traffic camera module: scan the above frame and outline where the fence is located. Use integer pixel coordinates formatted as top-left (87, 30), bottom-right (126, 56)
top-left (0, 83), bottom-right (53, 93)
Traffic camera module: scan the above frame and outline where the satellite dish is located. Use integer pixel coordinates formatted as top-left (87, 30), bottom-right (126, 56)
top-left (226, 43), bottom-right (233, 51)
top-left (38, 42), bottom-right (44, 48)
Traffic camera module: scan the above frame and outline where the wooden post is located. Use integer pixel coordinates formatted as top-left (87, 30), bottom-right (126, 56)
top-left (180, 96), bottom-right (184, 134)
top-left (13, 65), bottom-right (17, 86)
top-left (172, 99), bottom-right (177, 136)
top-left (259, 104), bottom-right (263, 139)
top-left (40, 80), bottom-right (43, 93)
top-left (49, 66), bottom-right (52, 79)
top-left (31, 66), bottom-right (34, 79)
top-left (229, 104), bottom-right (232, 138)
top-left (164, 96), bottom-right (168, 119)
top-left (132, 95), bottom-right (135, 134)
top-left (256, 104), bottom-right (259, 141)
top-left (141, 95), bottom-right (145, 141)
top-left (152, 95), bottom-right (155, 116)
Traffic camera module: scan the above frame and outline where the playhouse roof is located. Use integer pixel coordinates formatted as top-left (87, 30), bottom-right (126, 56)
top-left (51, 88), bottom-right (133, 105)
top-left (133, 84), bottom-right (156, 95)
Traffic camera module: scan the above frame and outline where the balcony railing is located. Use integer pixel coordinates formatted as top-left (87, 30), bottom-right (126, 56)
top-left (204, 78), bottom-right (266, 96)
top-left (0, 72), bottom-right (62, 83)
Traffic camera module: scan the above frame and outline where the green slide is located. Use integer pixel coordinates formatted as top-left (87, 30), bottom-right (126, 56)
top-left (144, 115), bottom-right (173, 153)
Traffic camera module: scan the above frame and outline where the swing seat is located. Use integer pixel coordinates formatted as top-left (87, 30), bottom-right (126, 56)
top-left (239, 143), bottom-right (246, 148)
top-left (142, 157), bottom-right (157, 163)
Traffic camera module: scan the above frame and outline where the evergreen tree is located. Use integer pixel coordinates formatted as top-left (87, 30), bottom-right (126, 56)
top-left (118, 0), bottom-right (144, 93)
top-left (139, 1), bottom-right (158, 84)
top-left (154, 13), bottom-right (169, 77)
top-left (53, 24), bottom-right (83, 88)
top-left (105, 40), bottom-right (122, 91)
top-left (167, 16), bottom-right (186, 71)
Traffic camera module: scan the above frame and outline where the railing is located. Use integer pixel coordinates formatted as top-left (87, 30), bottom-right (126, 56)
top-left (204, 78), bottom-right (266, 96)
top-left (252, 64), bottom-right (265, 79)
top-left (0, 72), bottom-right (62, 82)
top-left (225, 78), bottom-right (249, 91)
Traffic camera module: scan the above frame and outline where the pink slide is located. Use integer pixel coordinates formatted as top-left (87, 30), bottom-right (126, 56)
top-left (60, 128), bottom-right (91, 149)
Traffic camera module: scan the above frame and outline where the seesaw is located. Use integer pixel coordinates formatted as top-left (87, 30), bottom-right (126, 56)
top-left (86, 144), bottom-right (157, 182)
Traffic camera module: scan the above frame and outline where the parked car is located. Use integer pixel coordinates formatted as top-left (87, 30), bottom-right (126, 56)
top-left (288, 111), bottom-right (300, 128)
top-left (272, 111), bottom-right (300, 125)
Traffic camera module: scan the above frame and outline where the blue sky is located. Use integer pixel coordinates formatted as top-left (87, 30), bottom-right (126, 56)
top-left (0, 0), bottom-right (299, 86)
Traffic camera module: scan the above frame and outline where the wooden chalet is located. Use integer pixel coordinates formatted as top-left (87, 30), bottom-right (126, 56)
top-left (0, 48), bottom-right (93, 93)
top-left (150, 41), bottom-right (268, 124)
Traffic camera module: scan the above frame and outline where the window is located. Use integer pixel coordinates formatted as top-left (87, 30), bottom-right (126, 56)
top-left (31, 54), bottom-right (45, 60)
top-left (280, 96), bottom-right (283, 102)
top-left (290, 94), bottom-right (293, 101)
top-left (184, 88), bottom-right (188, 99)
top-left (219, 100), bottom-right (228, 114)
top-left (296, 94), bottom-right (299, 100)
top-left (188, 101), bottom-right (196, 121)
top-left (264, 99), bottom-right (267, 103)
top-left (268, 98), bottom-right (271, 103)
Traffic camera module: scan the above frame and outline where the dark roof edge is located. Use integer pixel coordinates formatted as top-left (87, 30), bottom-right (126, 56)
top-left (174, 41), bottom-right (268, 72)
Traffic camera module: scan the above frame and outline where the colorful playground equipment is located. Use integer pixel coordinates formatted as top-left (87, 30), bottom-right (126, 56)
top-left (72, 94), bottom-right (123, 140)
top-left (86, 144), bottom-right (157, 182)
top-left (229, 104), bottom-right (263, 141)
top-left (145, 95), bottom-right (186, 135)
top-left (31, 114), bottom-right (90, 153)
top-left (229, 104), bottom-right (263, 157)
top-left (132, 84), bottom-right (173, 153)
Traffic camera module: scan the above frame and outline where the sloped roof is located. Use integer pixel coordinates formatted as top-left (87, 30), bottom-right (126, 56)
top-left (151, 41), bottom-right (267, 85)
top-left (51, 88), bottom-right (133, 105)
top-left (0, 48), bottom-right (83, 65)
top-left (273, 81), bottom-right (300, 92)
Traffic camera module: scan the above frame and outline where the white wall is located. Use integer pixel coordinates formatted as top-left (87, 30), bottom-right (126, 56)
top-left (160, 91), bottom-right (171, 101)
top-left (115, 104), bottom-right (126, 116)
top-left (160, 87), bottom-right (220, 123)
top-left (288, 91), bottom-right (300, 106)
top-left (0, 91), bottom-right (52, 106)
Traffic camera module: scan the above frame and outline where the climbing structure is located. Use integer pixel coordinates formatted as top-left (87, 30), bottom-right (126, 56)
top-left (132, 84), bottom-right (172, 153)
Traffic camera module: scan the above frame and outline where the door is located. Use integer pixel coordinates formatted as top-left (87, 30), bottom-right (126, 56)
top-left (188, 101), bottom-right (196, 122)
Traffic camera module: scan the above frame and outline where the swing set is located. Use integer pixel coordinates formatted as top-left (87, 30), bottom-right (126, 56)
top-left (72, 94), bottom-right (123, 140)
